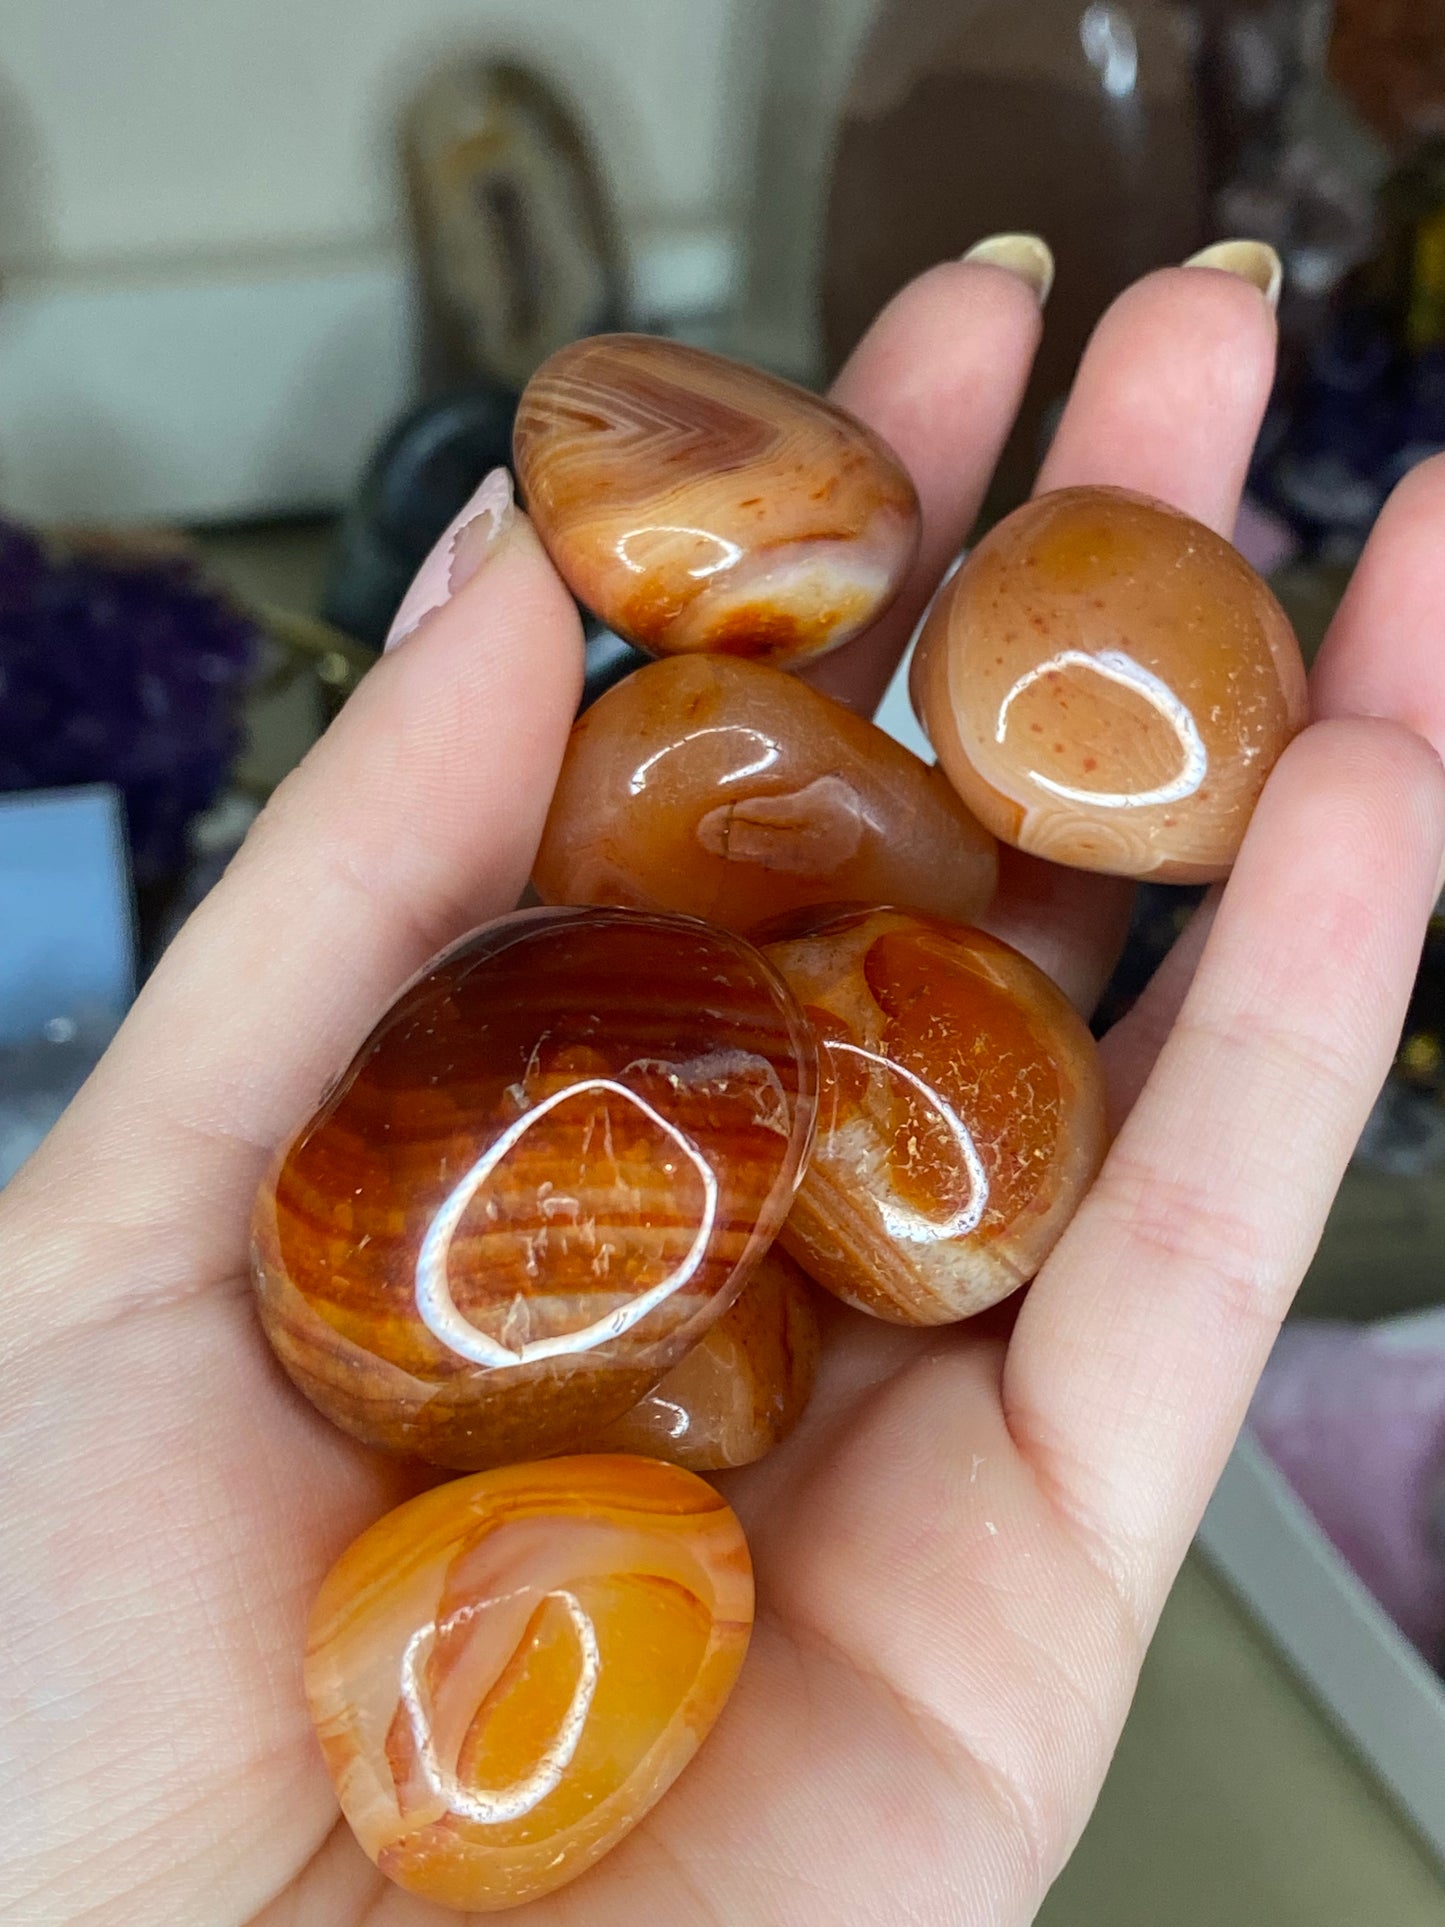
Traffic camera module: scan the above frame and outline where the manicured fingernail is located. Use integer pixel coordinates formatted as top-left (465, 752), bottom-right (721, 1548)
top-left (1184, 240), bottom-right (1283, 310)
top-left (385, 466), bottom-right (518, 650)
top-left (961, 233), bottom-right (1055, 306)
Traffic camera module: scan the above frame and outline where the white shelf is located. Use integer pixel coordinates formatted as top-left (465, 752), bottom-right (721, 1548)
top-left (1199, 1431), bottom-right (1445, 1868)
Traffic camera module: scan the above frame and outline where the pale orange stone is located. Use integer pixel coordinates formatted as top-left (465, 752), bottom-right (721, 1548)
top-left (764, 907), bottom-right (1107, 1324)
top-left (305, 1455), bottom-right (753, 1912)
top-left (912, 486), bottom-right (1308, 881)
top-left (514, 334), bottom-right (920, 664)
top-left (532, 654), bottom-right (997, 934)
top-left (591, 1247), bottom-right (820, 1469)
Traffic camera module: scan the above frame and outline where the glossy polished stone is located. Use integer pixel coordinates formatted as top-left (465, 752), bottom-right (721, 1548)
top-left (253, 907), bottom-right (817, 1468)
top-left (764, 907), bottom-right (1107, 1324)
top-left (912, 486), bottom-right (1308, 882)
top-left (591, 1246), bottom-right (820, 1469)
top-left (306, 1455), bottom-right (752, 1911)
top-left (513, 334), bottom-right (920, 664)
top-left (532, 654), bottom-right (997, 934)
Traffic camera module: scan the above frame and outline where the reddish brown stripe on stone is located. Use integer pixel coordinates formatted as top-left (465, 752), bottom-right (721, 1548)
top-left (252, 906), bottom-right (817, 1470)
top-left (513, 333), bottom-right (920, 665)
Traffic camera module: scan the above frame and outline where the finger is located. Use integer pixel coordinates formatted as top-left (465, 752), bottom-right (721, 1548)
top-left (976, 848), bottom-right (1136, 1016)
top-left (4, 479), bottom-right (584, 1334)
top-left (985, 253), bottom-right (1281, 1011)
top-left (1312, 452), bottom-right (1445, 767)
top-left (1004, 719), bottom-right (1445, 1617)
top-left (1096, 891), bottom-right (1220, 1124)
top-left (804, 247), bottom-right (1048, 717)
top-left (1036, 257), bottom-right (1279, 530)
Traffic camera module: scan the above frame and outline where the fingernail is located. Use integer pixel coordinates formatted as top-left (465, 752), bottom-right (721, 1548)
top-left (385, 466), bottom-right (518, 650)
top-left (961, 233), bottom-right (1055, 307)
top-left (1183, 240), bottom-right (1283, 310)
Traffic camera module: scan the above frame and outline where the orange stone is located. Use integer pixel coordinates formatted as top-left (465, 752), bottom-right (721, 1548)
top-left (532, 654), bottom-right (997, 934)
top-left (763, 907), bottom-right (1107, 1324)
top-left (513, 334), bottom-right (919, 664)
top-left (305, 1455), bottom-right (753, 1912)
top-left (590, 1246), bottom-right (820, 1469)
top-left (912, 486), bottom-right (1308, 881)
top-left (253, 907), bottom-right (817, 1468)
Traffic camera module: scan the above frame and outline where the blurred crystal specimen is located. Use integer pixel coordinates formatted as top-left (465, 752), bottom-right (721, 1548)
top-left (0, 519), bottom-right (260, 884)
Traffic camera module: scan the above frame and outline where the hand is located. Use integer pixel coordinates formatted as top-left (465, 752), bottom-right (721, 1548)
top-left (4, 253), bottom-right (1443, 1927)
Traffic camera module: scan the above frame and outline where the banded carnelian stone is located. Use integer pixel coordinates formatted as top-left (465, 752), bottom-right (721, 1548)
top-left (533, 654), bottom-right (996, 934)
top-left (253, 907), bottom-right (817, 1468)
top-left (513, 334), bottom-right (919, 664)
top-left (591, 1246), bottom-right (820, 1469)
top-left (763, 907), bottom-right (1106, 1324)
top-left (306, 1455), bottom-right (752, 1911)
top-left (912, 486), bottom-right (1308, 881)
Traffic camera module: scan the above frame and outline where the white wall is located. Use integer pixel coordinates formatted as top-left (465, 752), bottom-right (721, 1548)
top-left (0, 0), bottom-right (763, 270)
top-left (0, 0), bottom-right (876, 521)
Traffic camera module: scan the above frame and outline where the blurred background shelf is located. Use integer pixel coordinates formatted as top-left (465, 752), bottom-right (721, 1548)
top-left (1041, 1548), bottom-right (1445, 1927)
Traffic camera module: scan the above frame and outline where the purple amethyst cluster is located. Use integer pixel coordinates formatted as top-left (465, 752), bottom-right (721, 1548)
top-left (0, 519), bottom-right (259, 884)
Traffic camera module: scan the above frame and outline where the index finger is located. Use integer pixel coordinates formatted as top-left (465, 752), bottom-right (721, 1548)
top-left (803, 247), bottom-right (1048, 717)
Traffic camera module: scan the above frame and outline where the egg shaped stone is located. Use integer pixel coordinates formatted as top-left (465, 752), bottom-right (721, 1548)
top-left (252, 906), bottom-right (817, 1468)
top-left (513, 333), bottom-right (920, 664)
top-left (305, 1455), bottom-right (752, 1911)
top-left (532, 654), bottom-right (997, 934)
top-left (911, 486), bottom-right (1308, 881)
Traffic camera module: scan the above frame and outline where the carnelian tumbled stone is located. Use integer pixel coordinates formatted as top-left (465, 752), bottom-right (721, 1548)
top-left (763, 907), bottom-right (1107, 1324)
top-left (912, 486), bottom-right (1308, 881)
top-left (513, 333), bottom-right (920, 664)
top-left (532, 654), bottom-right (997, 934)
top-left (306, 1455), bottom-right (752, 1911)
top-left (591, 1246), bottom-right (820, 1469)
top-left (253, 907), bottom-right (817, 1468)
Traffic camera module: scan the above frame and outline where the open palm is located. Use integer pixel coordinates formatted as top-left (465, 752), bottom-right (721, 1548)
top-left (5, 253), bottom-right (1445, 1927)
